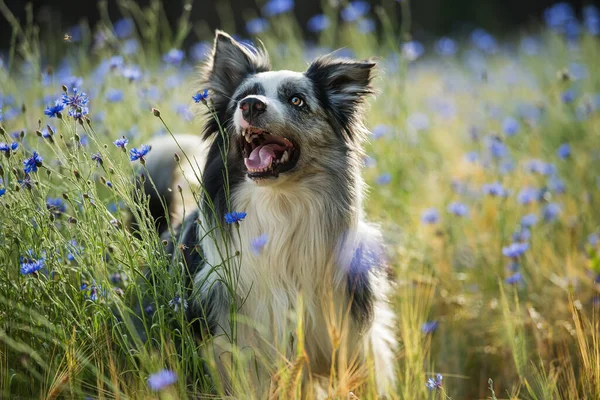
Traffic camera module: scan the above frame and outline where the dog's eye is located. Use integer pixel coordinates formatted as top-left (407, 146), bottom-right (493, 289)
top-left (289, 96), bottom-right (305, 107)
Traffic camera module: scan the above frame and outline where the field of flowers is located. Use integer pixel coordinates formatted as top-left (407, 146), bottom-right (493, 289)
top-left (1, 0), bottom-right (600, 398)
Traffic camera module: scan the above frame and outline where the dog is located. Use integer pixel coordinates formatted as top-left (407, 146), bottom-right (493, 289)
top-left (143, 30), bottom-right (397, 397)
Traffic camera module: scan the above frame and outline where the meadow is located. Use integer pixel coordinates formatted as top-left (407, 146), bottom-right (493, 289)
top-left (1, 0), bottom-right (600, 398)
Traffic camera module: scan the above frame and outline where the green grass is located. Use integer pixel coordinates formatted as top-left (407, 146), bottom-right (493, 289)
top-left (1, 1), bottom-right (600, 398)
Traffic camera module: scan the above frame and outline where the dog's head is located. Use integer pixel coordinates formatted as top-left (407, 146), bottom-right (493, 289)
top-left (200, 31), bottom-right (375, 185)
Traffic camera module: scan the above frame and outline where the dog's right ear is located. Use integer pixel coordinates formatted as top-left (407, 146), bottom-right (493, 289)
top-left (204, 31), bottom-right (271, 99)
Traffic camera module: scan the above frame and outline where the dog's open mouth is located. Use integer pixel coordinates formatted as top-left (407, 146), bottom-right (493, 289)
top-left (241, 127), bottom-right (298, 179)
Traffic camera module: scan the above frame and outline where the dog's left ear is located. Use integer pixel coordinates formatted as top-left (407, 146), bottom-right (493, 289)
top-left (305, 57), bottom-right (376, 138)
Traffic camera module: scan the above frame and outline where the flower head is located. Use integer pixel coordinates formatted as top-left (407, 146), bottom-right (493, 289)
top-left (23, 151), bottom-right (43, 174)
top-left (246, 18), bottom-right (269, 35)
top-left (91, 152), bottom-right (103, 166)
top-left (250, 233), bottom-right (269, 255)
top-left (376, 173), bottom-right (391, 185)
top-left (225, 211), bottom-right (247, 224)
top-left (421, 321), bottom-right (439, 334)
top-left (20, 256), bottom-right (45, 275)
top-left (129, 144), bottom-right (151, 161)
top-left (162, 49), bottom-right (184, 65)
top-left (169, 294), bottom-right (188, 312)
top-left (341, 1), bottom-right (370, 22)
top-left (44, 100), bottom-right (64, 118)
top-left (263, 0), bottom-right (294, 17)
top-left (502, 242), bottom-right (529, 258)
top-left (447, 202), bottom-right (468, 216)
top-left (543, 203), bottom-right (562, 221)
top-left (502, 117), bottom-right (520, 136)
top-left (307, 14), bottom-right (330, 32)
top-left (113, 136), bottom-right (128, 149)
top-left (557, 143), bottom-right (571, 159)
top-left (421, 208), bottom-right (439, 224)
top-left (426, 374), bottom-right (443, 391)
top-left (46, 197), bottom-right (66, 216)
top-left (192, 89), bottom-right (209, 103)
top-left (148, 370), bottom-right (178, 391)
top-left (505, 272), bottom-right (523, 285)
top-left (61, 88), bottom-right (89, 111)
top-left (483, 182), bottom-right (507, 197)
top-left (521, 213), bottom-right (538, 227)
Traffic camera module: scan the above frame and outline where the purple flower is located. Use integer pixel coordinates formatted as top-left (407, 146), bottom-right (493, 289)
top-left (421, 208), bottom-right (439, 224)
top-left (129, 144), bottom-right (151, 161)
top-left (122, 65), bottom-right (142, 81)
top-left (224, 211), bottom-right (247, 224)
top-left (113, 136), bottom-right (128, 149)
top-left (584, 5), bottom-right (600, 35)
top-left (371, 124), bottom-right (389, 139)
top-left (44, 100), bottom-right (64, 118)
top-left (447, 202), bottom-right (468, 216)
top-left (169, 294), bottom-right (188, 312)
top-left (471, 28), bottom-right (498, 53)
top-left (421, 321), bottom-right (439, 334)
top-left (114, 18), bottom-right (134, 39)
top-left (46, 197), bottom-right (66, 215)
top-left (105, 88), bottom-right (124, 103)
top-left (61, 88), bottom-right (89, 111)
top-left (505, 272), bottom-right (523, 285)
top-left (262, 0), bottom-right (294, 17)
top-left (482, 182), bottom-right (507, 197)
top-left (557, 143), bottom-right (570, 159)
top-left (250, 233), bottom-right (269, 255)
top-left (192, 89), bottom-right (209, 103)
top-left (542, 202), bottom-right (561, 221)
top-left (561, 89), bottom-right (576, 104)
top-left (402, 41), bottom-right (424, 62)
top-left (148, 370), bottom-right (177, 391)
top-left (190, 42), bottom-right (211, 62)
top-left (23, 151), bottom-right (43, 174)
top-left (363, 156), bottom-right (376, 168)
top-left (341, 1), bottom-right (370, 22)
top-left (376, 173), bottom-right (391, 185)
top-left (307, 14), bottom-right (330, 33)
top-left (246, 18), bottom-right (268, 35)
top-left (163, 49), bottom-right (184, 65)
top-left (502, 242), bottom-right (529, 258)
top-left (20, 257), bottom-right (45, 275)
top-left (91, 152), bottom-right (103, 166)
top-left (488, 137), bottom-right (507, 158)
top-left (426, 374), bottom-right (443, 391)
top-left (502, 117), bottom-right (520, 136)
top-left (435, 37), bottom-right (458, 56)
top-left (517, 187), bottom-right (539, 205)
top-left (0, 188), bottom-right (5, 197)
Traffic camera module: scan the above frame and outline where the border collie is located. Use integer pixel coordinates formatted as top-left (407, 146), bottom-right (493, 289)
top-left (144, 30), bottom-right (396, 397)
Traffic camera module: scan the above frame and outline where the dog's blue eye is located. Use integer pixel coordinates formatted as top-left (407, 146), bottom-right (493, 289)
top-left (289, 96), bottom-right (304, 107)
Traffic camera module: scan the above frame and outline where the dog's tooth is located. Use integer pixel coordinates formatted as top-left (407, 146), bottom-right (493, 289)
top-left (281, 150), bottom-right (289, 164)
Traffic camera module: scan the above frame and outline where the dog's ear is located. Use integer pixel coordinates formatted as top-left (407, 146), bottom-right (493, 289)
top-left (305, 57), bottom-right (376, 139)
top-left (204, 30), bottom-right (271, 98)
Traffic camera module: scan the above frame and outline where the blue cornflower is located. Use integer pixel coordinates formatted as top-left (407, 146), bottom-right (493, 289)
top-left (263, 0), bottom-right (294, 16)
top-left (589, 233), bottom-right (599, 247)
top-left (421, 208), bottom-right (439, 224)
top-left (190, 42), bottom-right (211, 62)
top-left (426, 374), bottom-right (443, 391)
top-left (246, 18), bottom-right (269, 35)
top-left (105, 88), bottom-right (124, 103)
top-left (548, 176), bottom-right (566, 194)
top-left (46, 197), bottom-right (66, 215)
top-left (61, 88), bottom-right (89, 111)
top-left (471, 28), bottom-right (498, 53)
top-left (341, 1), bottom-right (370, 22)
top-left (502, 117), bottom-right (520, 136)
top-left (435, 37), bottom-right (458, 56)
top-left (113, 136), bottom-right (128, 149)
top-left (10, 142), bottom-right (18, 151)
top-left (502, 242), bottom-right (529, 258)
top-left (421, 321), bottom-right (439, 334)
top-left (122, 39), bottom-right (139, 55)
top-left (505, 272), bottom-right (523, 285)
top-left (561, 89), bottom-right (576, 104)
top-left (114, 18), bottom-right (134, 39)
top-left (0, 142), bottom-right (10, 155)
top-left (557, 143), bottom-right (571, 159)
top-left (517, 187), bottom-right (539, 205)
top-left (163, 49), bottom-right (185, 65)
top-left (464, 151), bottom-right (479, 163)
top-left (513, 227), bottom-right (531, 242)
top-left (129, 145), bottom-right (151, 162)
top-left (225, 211), bottom-right (247, 224)
top-left (307, 14), bottom-right (330, 32)
top-left (521, 214), bottom-right (538, 228)
top-left (488, 137), bottom-right (507, 158)
top-left (372, 124), bottom-right (389, 139)
top-left (357, 18), bottom-right (376, 34)
top-left (44, 100), bottom-right (64, 118)
top-left (109, 55), bottom-right (124, 69)
top-left (250, 233), bottom-right (269, 255)
top-left (544, 3), bottom-right (575, 31)
top-left (169, 294), bottom-right (188, 312)
top-left (23, 151), bottom-right (43, 174)
top-left (543, 203), bottom-right (561, 221)
top-left (121, 65), bottom-right (142, 81)
top-left (376, 173), bottom-right (391, 185)
top-left (20, 257), bottom-right (45, 275)
top-left (526, 159), bottom-right (556, 176)
top-left (0, 188), bottom-right (5, 197)
top-left (482, 182), bottom-right (507, 197)
top-left (402, 41), bottom-right (424, 62)
top-left (447, 202), bottom-right (468, 217)
top-left (584, 5), bottom-right (600, 35)
top-left (192, 89), bottom-right (209, 103)
top-left (148, 370), bottom-right (178, 391)
top-left (363, 156), bottom-right (376, 168)
top-left (67, 239), bottom-right (82, 262)
top-left (91, 152), bottom-right (103, 166)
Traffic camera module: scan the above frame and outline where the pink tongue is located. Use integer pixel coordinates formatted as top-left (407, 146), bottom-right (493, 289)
top-left (245, 144), bottom-right (286, 170)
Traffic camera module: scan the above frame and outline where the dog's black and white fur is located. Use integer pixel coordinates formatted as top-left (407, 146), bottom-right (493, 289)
top-left (144, 31), bottom-right (396, 396)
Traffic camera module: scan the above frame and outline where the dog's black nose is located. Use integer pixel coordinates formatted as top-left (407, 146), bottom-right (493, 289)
top-left (240, 97), bottom-right (267, 121)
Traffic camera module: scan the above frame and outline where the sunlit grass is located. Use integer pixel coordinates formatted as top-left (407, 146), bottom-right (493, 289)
top-left (1, 0), bottom-right (600, 398)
